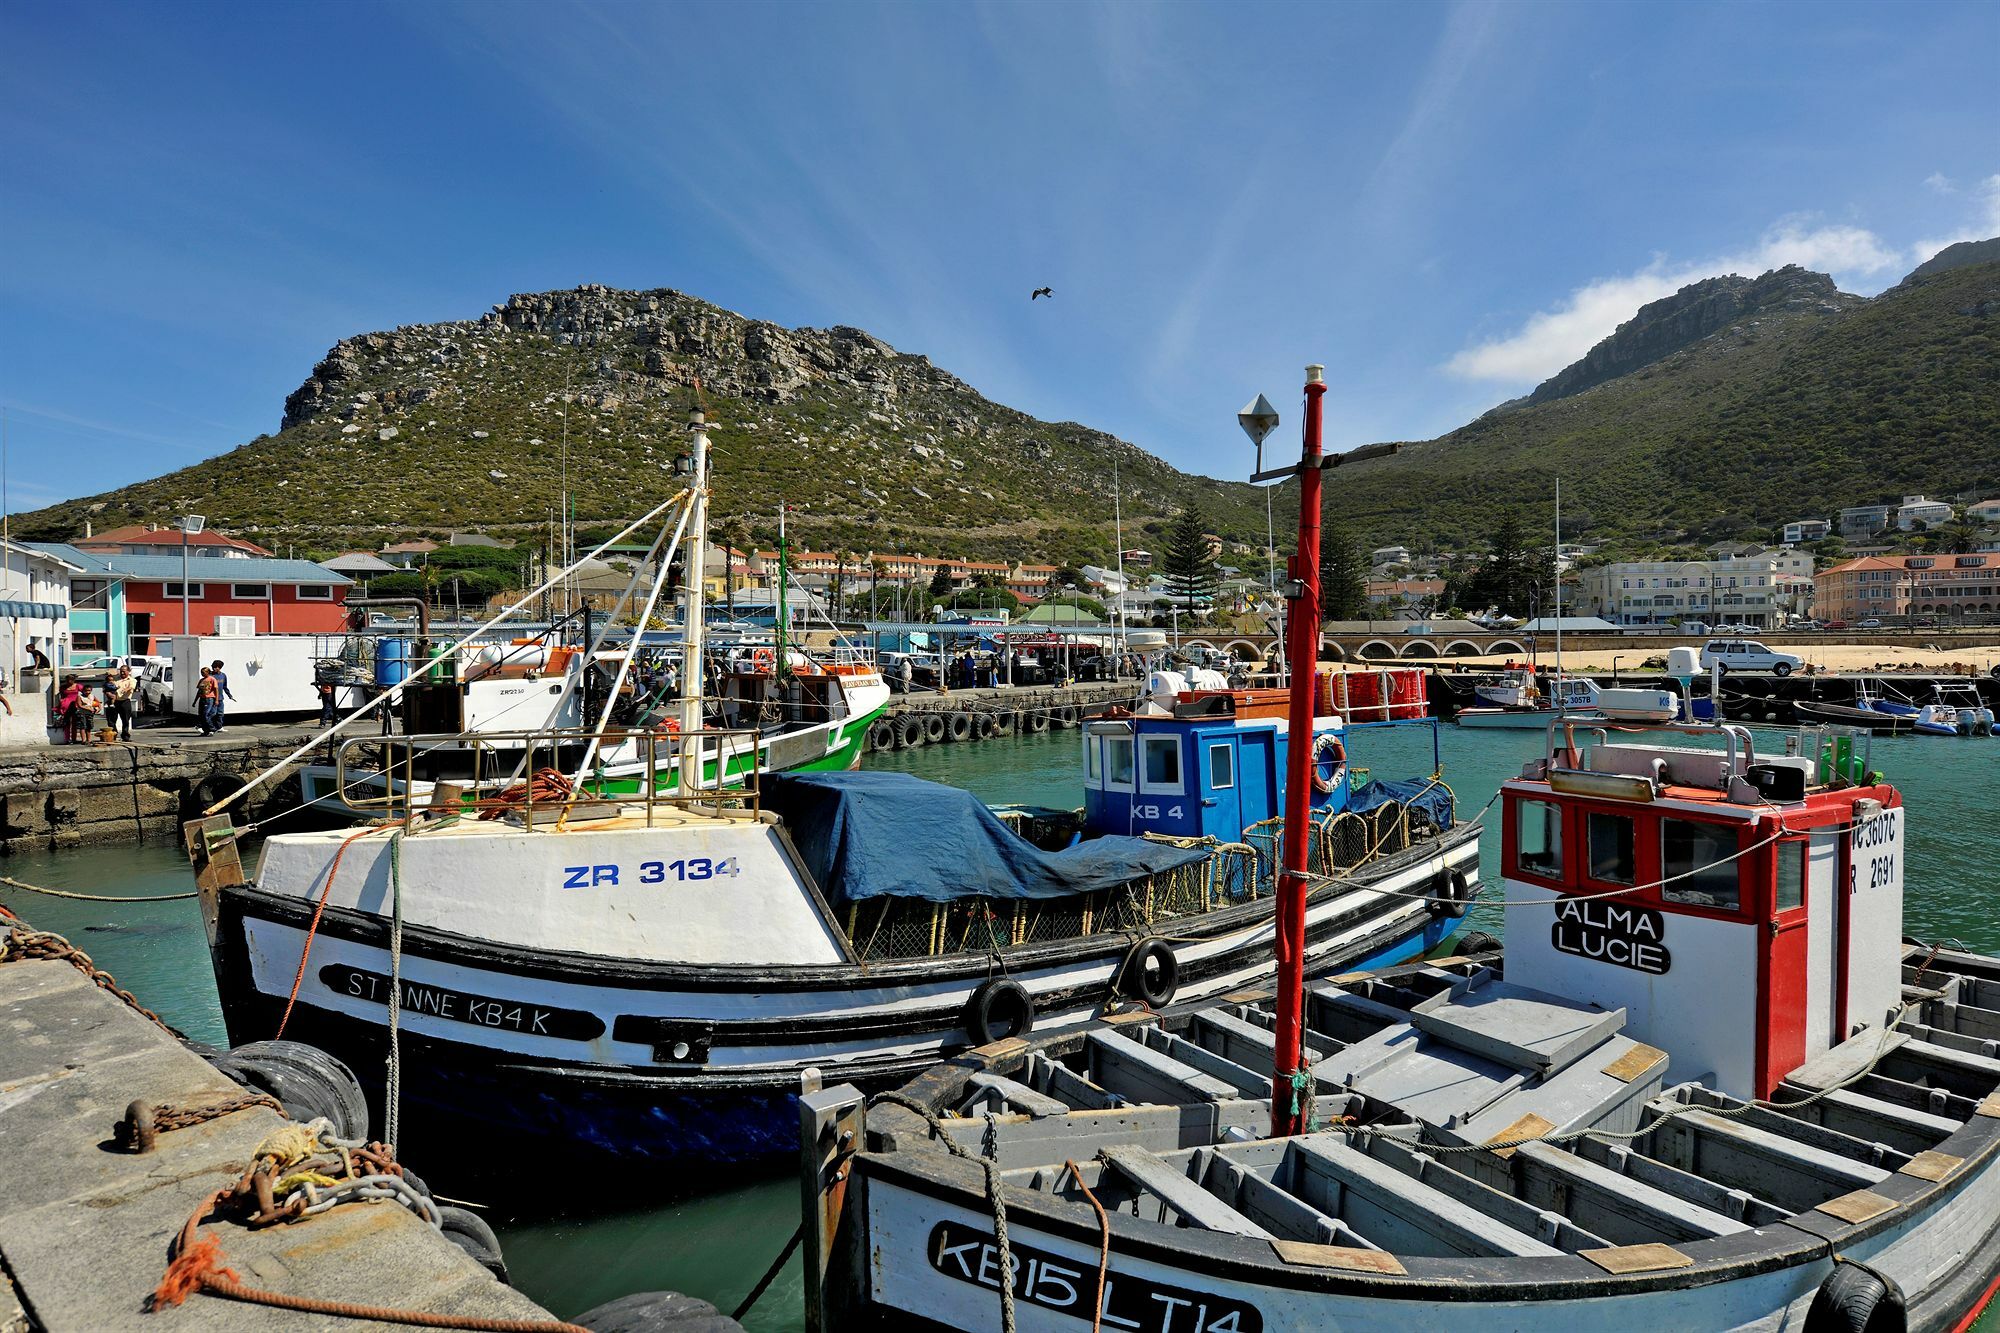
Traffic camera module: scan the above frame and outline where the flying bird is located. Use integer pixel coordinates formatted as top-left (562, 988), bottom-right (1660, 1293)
top-left (1030, 287), bottom-right (1053, 300)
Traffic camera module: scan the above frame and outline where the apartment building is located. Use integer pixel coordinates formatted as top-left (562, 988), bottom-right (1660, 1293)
top-left (1815, 553), bottom-right (2000, 620)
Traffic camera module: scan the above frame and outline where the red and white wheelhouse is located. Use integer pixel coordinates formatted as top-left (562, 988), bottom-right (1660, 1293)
top-left (1500, 721), bottom-right (1904, 1100)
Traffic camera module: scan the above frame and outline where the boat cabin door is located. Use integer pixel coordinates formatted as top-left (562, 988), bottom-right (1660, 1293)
top-left (1201, 737), bottom-right (1241, 844)
top-left (1801, 830), bottom-right (1843, 1052)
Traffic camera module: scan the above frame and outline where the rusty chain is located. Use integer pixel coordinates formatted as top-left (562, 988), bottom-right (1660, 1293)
top-left (0, 927), bottom-right (183, 1038)
top-left (116, 1092), bottom-right (286, 1154)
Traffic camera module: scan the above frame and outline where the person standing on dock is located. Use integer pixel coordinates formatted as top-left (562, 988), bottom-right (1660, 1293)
top-left (195, 667), bottom-right (219, 735)
top-left (209, 659), bottom-right (236, 733)
top-left (315, 679), bottom-right (338, 728)
top-left (109, 665), bottom-right (136, 741)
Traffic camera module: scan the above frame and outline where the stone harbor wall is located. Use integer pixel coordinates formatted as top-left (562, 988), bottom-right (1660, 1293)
top-left (0, 736), bottom-right (305, 852)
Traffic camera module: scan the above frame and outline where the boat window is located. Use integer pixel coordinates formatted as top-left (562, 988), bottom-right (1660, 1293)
top-left (1587, 811), bottom-right (1635, 884)
top-left (1208, 743), bottom-right (1234, 790)
top-left (1515, 799), bottom-right (1563, 878)
top-left (1104, 735), bottom-right (1134, 787)
top-left (1776, 839), bottom-right (1805, 912)
top-left (1661, 819), bottom-right (1741, 911)
top-left (1140, 736), bottom-right (1181, 789)
top-left (1085, 734), bottom-right (1101, 782)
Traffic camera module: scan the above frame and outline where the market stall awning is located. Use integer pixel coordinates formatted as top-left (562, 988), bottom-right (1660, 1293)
top-left (0, 600), bottom-right (64, 620)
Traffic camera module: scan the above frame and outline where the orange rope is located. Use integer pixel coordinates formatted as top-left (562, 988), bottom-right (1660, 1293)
top-left (475, 767), bottom-right (575, 820)
top-left (275, 825), bottom-right (390, 1039)
top-left (1065, 1158), bottom-right (1112, 1333)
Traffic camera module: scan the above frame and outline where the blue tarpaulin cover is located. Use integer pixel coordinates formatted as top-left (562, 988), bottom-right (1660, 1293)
top-left (1348, 775), bottom-right (1454, 832)
top-left (764, 770), bottom-right (1212, 904)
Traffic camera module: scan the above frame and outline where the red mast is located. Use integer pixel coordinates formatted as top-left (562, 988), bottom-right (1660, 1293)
top-left (1271, 365), bottom-right (1326, 1135)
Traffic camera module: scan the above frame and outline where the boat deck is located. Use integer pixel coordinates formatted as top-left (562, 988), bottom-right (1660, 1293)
top-left (837, 944), bottom-right (2000, 1319)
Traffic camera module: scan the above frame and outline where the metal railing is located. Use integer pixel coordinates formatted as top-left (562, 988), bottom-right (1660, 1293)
top-left (331, 725), bottom-right (765, 830)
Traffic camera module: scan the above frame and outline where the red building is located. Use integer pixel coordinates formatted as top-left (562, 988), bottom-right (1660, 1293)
top-left (44, 546), bottom-right (352, 654)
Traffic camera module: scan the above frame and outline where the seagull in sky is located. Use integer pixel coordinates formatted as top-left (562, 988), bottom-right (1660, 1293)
top-left (1030, 287), bottom-right (1053, 300)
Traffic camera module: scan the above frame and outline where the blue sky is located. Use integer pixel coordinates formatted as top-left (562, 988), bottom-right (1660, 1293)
top-left (3, 0), bottom-right (1996, 515)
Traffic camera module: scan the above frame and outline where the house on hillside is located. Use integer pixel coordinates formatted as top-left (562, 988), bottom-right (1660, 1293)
top-left (1896, 496), bottom-right (1954, 532)
top-left (1781, 519), bottom-right (1831, 544)
top-left (73, 524), bottom-right (271, 560)
top-left (322, 552), bottom-right (398, 582)
top-left (380, 539), bottom-right (441, 568)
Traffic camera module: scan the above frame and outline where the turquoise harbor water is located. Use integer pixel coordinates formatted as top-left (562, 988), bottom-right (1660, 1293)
top-left (4, 724), bottom-right (1996, 1328)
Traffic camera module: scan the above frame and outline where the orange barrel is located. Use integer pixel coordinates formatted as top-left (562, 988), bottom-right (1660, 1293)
top-left (1342, 670), bottom-right (1382, 719)
top-left (1388, 668), bottom-right (1428, 719)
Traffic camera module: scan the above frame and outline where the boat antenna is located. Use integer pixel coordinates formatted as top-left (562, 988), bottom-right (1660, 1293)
top-left (1554, 476), bottom-right (1563, 689)
top-left (560, 363), bottom-right (572, 621)
top-left (1112, 453), bottom-right (1127, 659)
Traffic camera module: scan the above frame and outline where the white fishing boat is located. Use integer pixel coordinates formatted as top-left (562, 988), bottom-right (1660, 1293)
top-left (1451, 668), bottom-right (1603, 728)
top-left (279, 412), bottom-right (888, 823)
top-left (183, 392), bottom-right (1476, 1170)
top-left (804, 717), bottom-right (2000, 1332)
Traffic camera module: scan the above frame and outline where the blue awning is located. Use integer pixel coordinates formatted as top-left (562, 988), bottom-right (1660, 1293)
top-left (0, 601), bottom-right (63, 619)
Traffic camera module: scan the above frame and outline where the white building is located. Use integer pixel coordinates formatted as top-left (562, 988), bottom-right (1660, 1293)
top-left (1966, 499), bottom-right (2000, 525)
top-left (1, 540), bottom-right (82, 745)
top-left (1574, 550), bottom-right (1815, 629)
top-left (1896, 496), bottom-right (1954, 532)
top-left (1370, 545), bottom-right (1412, 567)
top-left (1781, 519), bottom-right (1831, 544)
top-left (1838, 504), bottom-right (1893, 538)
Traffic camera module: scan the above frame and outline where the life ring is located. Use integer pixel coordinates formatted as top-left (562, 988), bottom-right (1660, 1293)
top-left (1803, 1259), bottom-right (1906, 1333)
top-left (1310, 735), bottom-right (1347, 794)
top-left (1430, 866), bottom-right (1472, 918)
top-left (1116, 939), bottom-right (1179, 1008)
top-left (750, 648), bottom-right (776, 672)
top-left (963, 978), bottom-right (1034, 1046)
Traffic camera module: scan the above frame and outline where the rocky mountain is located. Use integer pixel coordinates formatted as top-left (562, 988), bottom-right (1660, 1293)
top-left (19, 242), bottom-right (2000, 562)
top-left (1521, 266), bottom-right (1861, 408)
top-left (1317, 245), bottom-right (2000, 548)
top-left (1901, 237), bottom-right (2000, 285)
top-left (19, 287), bottom-right (1272, 563)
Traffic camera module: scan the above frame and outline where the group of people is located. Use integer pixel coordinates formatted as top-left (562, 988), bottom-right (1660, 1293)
top-left (53, 664), bottom-right (137, 743)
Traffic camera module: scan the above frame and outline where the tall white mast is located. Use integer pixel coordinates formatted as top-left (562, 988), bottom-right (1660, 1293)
top-left (1112, 455), bottom-right (1127, 653)
top-left (1553, 477), bottom-right (1563, 682)
top-left (679, 407), bottom-right (711, 791)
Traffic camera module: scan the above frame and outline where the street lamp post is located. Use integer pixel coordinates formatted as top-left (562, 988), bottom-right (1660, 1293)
top-left (178, 515), bottom-right (206, 636)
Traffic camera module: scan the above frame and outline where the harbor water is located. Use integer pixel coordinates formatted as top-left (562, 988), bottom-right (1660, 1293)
top-left (5, 724), bottom-right (1996, 1329)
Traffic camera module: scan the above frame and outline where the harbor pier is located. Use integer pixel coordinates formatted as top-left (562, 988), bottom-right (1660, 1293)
top-left (0, 929), bottom-right (572, 1332)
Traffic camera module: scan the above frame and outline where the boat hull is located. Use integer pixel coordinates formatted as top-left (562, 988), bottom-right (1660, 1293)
top-left (208, 827), bottom-right (1479, 1171)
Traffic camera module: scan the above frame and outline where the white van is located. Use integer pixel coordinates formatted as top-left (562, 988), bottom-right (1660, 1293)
top-left (1698, 639), bottom-right (1803, 676)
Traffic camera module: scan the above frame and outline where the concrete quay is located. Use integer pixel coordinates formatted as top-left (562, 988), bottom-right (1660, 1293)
top-left (0, 721), bottom-right (321, 855)
top-left (0, 941), bottom-right (566, 1332)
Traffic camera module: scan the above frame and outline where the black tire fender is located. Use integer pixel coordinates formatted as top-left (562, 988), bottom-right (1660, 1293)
top-left (1803, 1259), bottom-right (1906, 1333)
top-left (438, 1204), bottom-right (509, 1284)
top-left (896, 714), bottom-right (925, 748)
top-left (1117, 939), bottom-right (1179, 1008)
top-left (924, 713), bottom-right (947, 743)
top-left (1027, 712), bottom-right (1050, 734)
top-left (1456, 929), bottom-right (1502, 956)
top-left (976, 713), bottom-right (997, 739)
top-left (963, 978), bottom-right (1034, 1046)
top-left (1430, 866), bottom-right (1472, 919)
top-left (867, 720), bottom-right (895, 752)
top-left (947, 712), bottom-right (973, 742)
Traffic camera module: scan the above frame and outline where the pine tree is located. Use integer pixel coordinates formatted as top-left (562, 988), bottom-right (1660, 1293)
top-left (1319, 523), bottom-right (1370, 621)
top-left (1161, 507), bottom-right (1220, 617)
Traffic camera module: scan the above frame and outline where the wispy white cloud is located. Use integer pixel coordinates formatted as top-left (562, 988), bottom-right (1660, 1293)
top-left (1445, 217), bottom-right (1907, 384)
top-left (1925, 172), bottom-right (1957, 195)
top-left (1911, 174), bottom-right (2000, 264)
top-left (1362, 0), bottom-right (1504, 226)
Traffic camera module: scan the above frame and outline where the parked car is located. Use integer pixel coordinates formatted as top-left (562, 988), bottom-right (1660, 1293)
top-left (1857, 618), bottom-right (1883, 629)
top-left (1823, 620), bottom-right (1849, 630)
top-left (1698, 639), bottom-right (1803, 676)
top-left (138, 661), bottom-right (174, 713)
